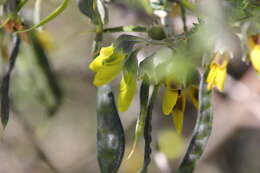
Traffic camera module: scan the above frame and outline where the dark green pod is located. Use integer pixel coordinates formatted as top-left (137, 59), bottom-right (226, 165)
top-left (140, 85), bottom-right (159, 173)
top-left (178, 71), bottom-right (213, 173)
top-left (1, 34), bottom-right (20, 128)
top-left (97, 85), bottom-right (125, 173)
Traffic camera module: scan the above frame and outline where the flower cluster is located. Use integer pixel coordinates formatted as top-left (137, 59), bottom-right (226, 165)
top-left (206, 34), bottom-right (260, 92)
top-left (89, 45), bottom-right (137, 112)
top-left (89, 34), bottom-right (260, 134)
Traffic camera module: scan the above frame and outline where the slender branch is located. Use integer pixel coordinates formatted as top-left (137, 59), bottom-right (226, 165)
top-left (180, 4), bottom-right (188, 34)
top-left (104, 26), bottom-right (147, 33)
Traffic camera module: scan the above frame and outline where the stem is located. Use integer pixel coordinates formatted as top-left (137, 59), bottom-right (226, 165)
top-left (180, 4), bottom-right (188, 34)
top-left (103, 26), bottom-right (147, 33)
top-left (17, 0), bottom-right (69, 32)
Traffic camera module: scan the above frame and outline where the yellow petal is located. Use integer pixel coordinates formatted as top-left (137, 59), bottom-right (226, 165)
top-left (36, 30), bottom-right (53, 51)
top-left (104, 51), bottom-right (125, 65)
top-left (180, 92), bottom-right (186, 112)
top-left (89, 46), bottom-right (114, 72)
top-left (171, 3), bottom-right (181, 18)
top-left (247, 36), bottom-right (256, 51)
top-left (93, 62), bottom-right (123, 86)
top-left (215, 66), bottom-right (227, 92)
top-left (172, 109), bottom-right (184, 134)
top-left (162, 86), bottom-right (178, 115)
top-left (118, 74), bottom-right (136, 112)
top-left (189, 87), bottom-right (199, 110)
top-left (206, 66), bottom-right (217, 91)
top-left (250, 45), bottom-right (260, 73)
top-left (100, 45), bottom-right (114, 57)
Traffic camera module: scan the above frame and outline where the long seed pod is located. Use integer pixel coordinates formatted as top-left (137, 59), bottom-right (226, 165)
top-left (128, 78), bottom-right (150, 159)
top-left (1, 34), bottom-right (20, 128)
top-left (140, 85), bottom-right (160, 173)
top-left (97, 85), bottom-right (125, 173)
top-left (178, 71), bottom-right (213, 173)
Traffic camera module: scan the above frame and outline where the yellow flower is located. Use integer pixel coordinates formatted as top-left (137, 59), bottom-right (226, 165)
top-left (172, 91), bottom-right (186, 134)
top-left (36, 30), bottom-right (54, 51)
top-left (162, 85), bottom-right (178, 115)
top-left (248, 35), bottom-right (260, 73)
top-left (162, 83), bottom-right (198, 134)
top-left (206, 53), bottom-right (229, 91)
top-left (171, 2), bottom-right (181, 18)
top-left (89, 45), bottom-right (125, 86)
top-left (118, 72), bottom-right (137, 112)
top-left (89, 45), bottom-right (138, 112)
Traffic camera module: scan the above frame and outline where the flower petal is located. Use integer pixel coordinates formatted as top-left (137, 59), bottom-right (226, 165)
top-left (104, 51), bottom-right (125, 65)
top-left (247, 36), bottom-right (256, 51)
top-left (162, 86), bottom-right (178, 115)
top-left (89, 46), bottom-right (114, 72)
top-left (118, 74), bottom-right (136, 112)
top-left (215, 66), bottom-right (227, 91)
top-left (206, 65), bottom-right (217, 91)
top-left (189, 87), bottom-right (199, 110)
top-left (250, 45), bottom-right (260, 73)
top-left (93, 62), bottom-right (123, 86)
top-left (172, 109), bottom-right (184, 135)
top-left (100, 45), bottom-right (114, 57)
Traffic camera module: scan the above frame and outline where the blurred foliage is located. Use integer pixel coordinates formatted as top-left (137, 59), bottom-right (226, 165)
top-left (0, 0), bottom-right (259, 173)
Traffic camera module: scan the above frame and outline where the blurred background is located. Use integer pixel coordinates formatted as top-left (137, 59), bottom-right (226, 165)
top-left (1, 0), bottom-right (260, 173)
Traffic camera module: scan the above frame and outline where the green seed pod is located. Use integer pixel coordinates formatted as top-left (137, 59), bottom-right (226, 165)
top-left (148, 25), bottom-right (166, 40)
top-left (97, 85), bottom-right (125, 173)
top-left (178, 71), bottom-right (213, 173)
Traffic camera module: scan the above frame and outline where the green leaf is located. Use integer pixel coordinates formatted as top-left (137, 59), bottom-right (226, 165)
top-left (1, 34), bottom-right (20, 128)
top-left (177, 71), bottom-right (213, 173)
top-left (140, 85), bottom-right (159, 173)
top-left (97, 85), bottom-right (125, 173)
top-left (77, 0), bottom-right (108, 27)
top-left (139, 47), bottom-right (172, 84)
